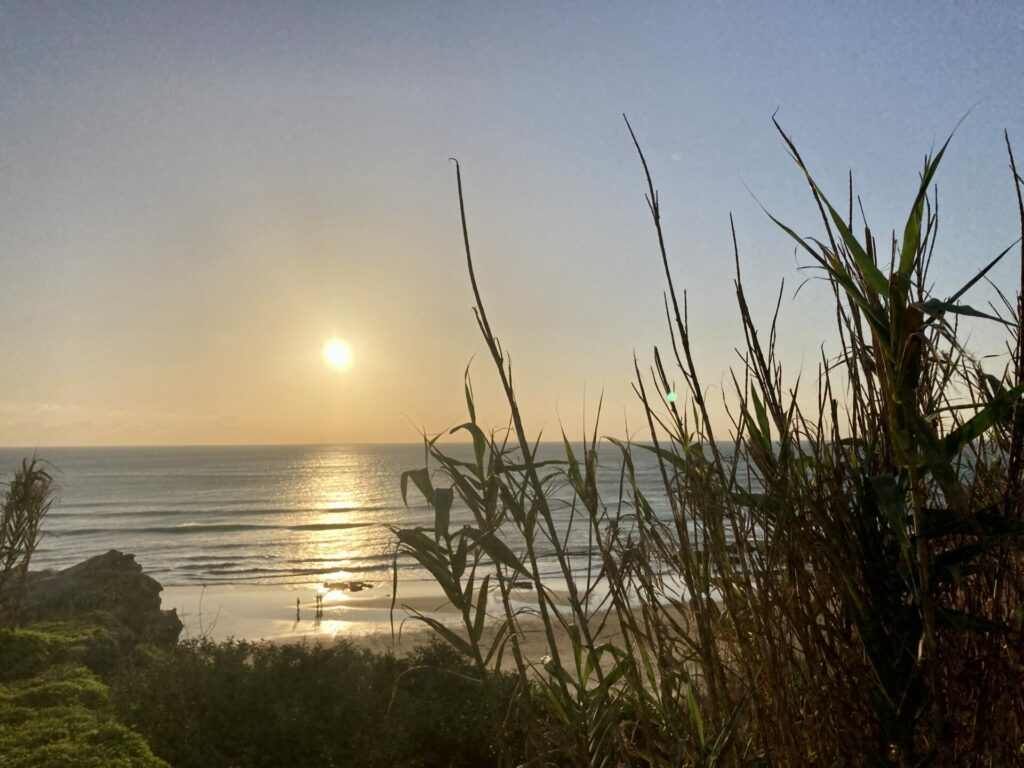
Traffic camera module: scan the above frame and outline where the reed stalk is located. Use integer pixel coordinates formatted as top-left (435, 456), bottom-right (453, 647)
top-left (393, 123), bottom-right (1024, 766)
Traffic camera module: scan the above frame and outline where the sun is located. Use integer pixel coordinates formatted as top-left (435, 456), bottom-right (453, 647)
top-left (323, 338), bottom-right (353, 370)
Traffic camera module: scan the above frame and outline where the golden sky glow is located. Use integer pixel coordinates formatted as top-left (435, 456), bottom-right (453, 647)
top-left (1, 5), bottom-right (1022, 446)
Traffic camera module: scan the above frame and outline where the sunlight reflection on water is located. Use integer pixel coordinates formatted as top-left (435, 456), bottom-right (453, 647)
top-left (6, 442), bottom-right (722, 593)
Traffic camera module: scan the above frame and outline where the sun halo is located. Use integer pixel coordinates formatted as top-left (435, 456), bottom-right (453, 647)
top-left (323, 338), bottom-right (353, 370)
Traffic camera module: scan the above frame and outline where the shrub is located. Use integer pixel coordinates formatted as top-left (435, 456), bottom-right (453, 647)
top-left (0, 628), bottom-right (68, 683)
top-left (109, 637), bottom-right (530, 768)
top-left (0, 641), bottom-right (168, 768)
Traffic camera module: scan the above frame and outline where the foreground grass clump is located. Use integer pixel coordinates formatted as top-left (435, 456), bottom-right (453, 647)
top-left (110, 637), bottom-right (533, 768)
top-left (0, 626), bottom-right (168, 768)
top-left (393, 122), bottom-right (1024, 766)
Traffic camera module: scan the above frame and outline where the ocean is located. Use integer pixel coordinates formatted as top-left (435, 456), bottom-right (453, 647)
top-left (1, 443), bottom-right (677, 590)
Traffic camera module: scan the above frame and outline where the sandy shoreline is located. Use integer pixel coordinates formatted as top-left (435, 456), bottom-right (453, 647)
top-left (161, 580), bottom-right (632, 669)
top-left (162, 580), bottom-right (449, 644)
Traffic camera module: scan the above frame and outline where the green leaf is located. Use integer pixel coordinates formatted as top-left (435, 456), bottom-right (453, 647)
top-left (824, 202), bottom-right (890, 297)
top-left (482, 619), bottom-right (512, 668)
top-left (413, 557), bottom-right (461, 607)
top-left (395, 528), bottom-right (461, 605)
top-left (472, 574), bottom-right (490, 642)
top-left (562, 435), bottom-right (584, 495)
top-left (595, 645), bottom-right (626, 689)
top-left (751, 387), bottom-right (771, 445)
top-left (407, 608), bottom-right (476, 656)
top-left (444, 468), bottom-right (484, 525)
top-left (450, 533), bottom-right (468, 579)
top-left (709, 688), bottom-right (749, 762)
top-left (761, 195), bottom-right (892, 343)
top-left (794, 166), bottom-right (890, 297)
top-left (637, 643), bottom-right (659, 693)
top-left (944, 382), bottom-right (1024, 457)
top-left (449, 421), bottom-right (488, 475)
top-left (913, 298), bottom-right (1013, 327)
top-left (580, 645), bottom-right (599, 687)
top-left (536, 675), bottom-right (572, 726)
top-left (899, 140), bottom-right (952, 279)
top-left (482, 476), bottom-right (500, 526)
top-left (493, 458), bottom-right (566, 473)
top-left (465, 529), bottom-right (529, 575)
top-left (433, 487), bottom-right (453, 543)
top-left (745, 387), bottom-right (775, 471)
top-left (899, 187), bottom-right (927, 280)
top-left (633, 442), bottom-right (699, 473)
top-left (686, 684), bottom-right (705, 749)
top-left (932, 238), bottom-right (1019, 311)
top-left (396, 527), bottom-right (443, 557)
top-left (463, 364), bottom-right (476, 424)
top-left (400, 468), bottom-right (434, 506)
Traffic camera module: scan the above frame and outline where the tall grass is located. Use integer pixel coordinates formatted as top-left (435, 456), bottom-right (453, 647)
top-left (0, 458), bottom-right (55, 627)
top-left (393, 122), bottom-right (1024, 766)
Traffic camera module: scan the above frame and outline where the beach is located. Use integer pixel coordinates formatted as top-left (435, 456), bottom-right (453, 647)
top-left (162, 578), bottom-right (633, 669)
top-left (163, 579), bottom-right (454, 646)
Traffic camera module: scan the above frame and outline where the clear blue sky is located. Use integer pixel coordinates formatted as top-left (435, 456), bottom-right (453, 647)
top-left (1, 2), bottom-right (1022, 444)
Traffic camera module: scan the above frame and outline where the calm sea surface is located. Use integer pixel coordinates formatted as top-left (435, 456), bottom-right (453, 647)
top-left (1, 444), bottom-right (684, 588)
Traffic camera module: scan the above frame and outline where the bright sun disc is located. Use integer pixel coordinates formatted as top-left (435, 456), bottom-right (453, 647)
top-left (323, 338), bottom-right (352, 370)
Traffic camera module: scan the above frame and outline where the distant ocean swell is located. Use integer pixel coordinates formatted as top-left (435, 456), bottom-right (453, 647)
top-left (1, 443), bottom-right (681, 587)
top-left (52, 521), bottom-right (376, 536)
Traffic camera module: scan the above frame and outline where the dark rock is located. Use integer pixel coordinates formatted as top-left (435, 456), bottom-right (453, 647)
top-left (15, 550), bottom-right (182, 646)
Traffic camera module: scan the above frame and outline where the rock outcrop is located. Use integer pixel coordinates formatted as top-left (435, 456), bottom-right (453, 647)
top-left (15, 550), bottom-right (182, 646)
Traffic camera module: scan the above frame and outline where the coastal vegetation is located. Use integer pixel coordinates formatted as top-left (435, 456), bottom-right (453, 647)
top-left (2, 615), bottom-right (526, 768)
top-left (0, 458), bottom-right (54, 626)
top-left (109, 637), bottom-right (529, 768)
top-left (3, 121), bottom-right (1024, 767)
top-left (393, 121), bottom-right (1024, 766)
top-left (0, 623), bottom-right (168, 768)
top-left (1, 551), bottom-right (526, 767)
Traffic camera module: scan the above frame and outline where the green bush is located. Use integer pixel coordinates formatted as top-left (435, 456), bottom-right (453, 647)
top-left (0, 628), bottom-right (67, 683)
top-left (0, 620), bottom-right (125, 683)
top-left (110, 637), bottom-right (531, 768)
top-left (3, 610), bottom-right (535, 767)
top-left (0, 653), bottom-right (168, 768)
top-left (8, 663), bottom-right (109, 710)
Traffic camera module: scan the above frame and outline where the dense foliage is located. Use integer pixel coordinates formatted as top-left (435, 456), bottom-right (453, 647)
top-left (1, 619), bottom-right (533, 768)
top-left (0, 625), bottom-right (168, 768)
top-left (394, 123), bottom-right (1024, 766)
top-left (109, 637), bottom-right (531, 768)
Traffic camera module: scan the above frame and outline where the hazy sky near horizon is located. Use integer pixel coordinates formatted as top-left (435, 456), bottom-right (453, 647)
top-left (2, 2), bottom-right (1023, 446)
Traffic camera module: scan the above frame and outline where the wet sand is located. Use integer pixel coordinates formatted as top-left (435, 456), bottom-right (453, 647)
top-left (162, 580), bottom-right (453, 644)
top-left (161, 579), bottom-right (634, 669)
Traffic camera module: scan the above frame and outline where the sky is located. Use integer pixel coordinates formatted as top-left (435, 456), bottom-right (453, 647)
top-left (1, 1), bottom-right (1023, 446)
